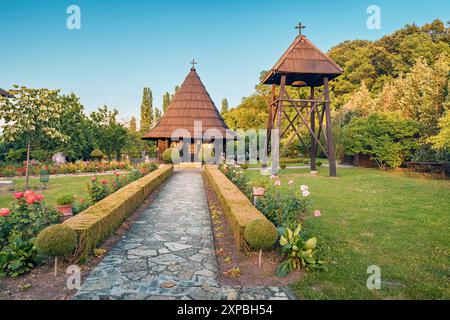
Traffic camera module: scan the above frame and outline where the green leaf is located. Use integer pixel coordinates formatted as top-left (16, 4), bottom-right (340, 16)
top-left (305, 237), bottom-right (317, 250)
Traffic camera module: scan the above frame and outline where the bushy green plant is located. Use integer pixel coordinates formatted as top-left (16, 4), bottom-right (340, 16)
top-left (35, 224), bottom-right (77, 259)
top-left (0, 192), bottom-right (58, 277)
top-left (316, 161), bottom-right (322, 167)
top-left (276, 223), bottom-right (324, 277)
top-left (257, 181), bottom-right (312, 227)
top-left (87, 177), bottom-right (110, 203)
top-left (90, 149), bottom-right (104, 160)
top-left (220, 163), bottom-right (252, 199)
top-left (56, 194), bottom-right (74, 206)
top-left (162, 148), bottom-right (180, 164)
top-left (199, 148), bottom-right (215, 164)
top-left (280, 162), bottom-right (287, 169)
top-left (72, 198), bottom-right (90, 215)
top-left (241, 163), bottom-right (249, 170)
top-left (244, 219), bottom-right (278, 250)
top-left (0, 236), bottom-right (41, 277)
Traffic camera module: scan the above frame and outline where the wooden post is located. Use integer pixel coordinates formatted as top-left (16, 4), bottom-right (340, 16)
top-left (324, 77), bottom-right (337, 177)
top-left (271, 75), bottom-right (286, 175)
top-left (310, 87), bottom-right (317, 171)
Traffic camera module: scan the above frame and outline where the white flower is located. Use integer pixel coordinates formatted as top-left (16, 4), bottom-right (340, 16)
top-left (300, 185), bottom-right (309, 191)
top-left (302, 190), bottom-right (311, 197)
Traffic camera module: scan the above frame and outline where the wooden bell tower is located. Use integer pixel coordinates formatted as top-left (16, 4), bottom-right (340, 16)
top-left (262, 23), bottom-right (343, 177)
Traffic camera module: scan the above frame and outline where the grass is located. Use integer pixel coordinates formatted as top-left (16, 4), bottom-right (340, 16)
top-left (247, 157), bottom-right (329, 168)
top-left (0, 174), bottom-right (114, 208)
top-left (245, 167), bottom-right (450, 299)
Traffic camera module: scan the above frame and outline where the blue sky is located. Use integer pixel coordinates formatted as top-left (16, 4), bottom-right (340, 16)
top-left (1, 0), bottom-right (449, 121)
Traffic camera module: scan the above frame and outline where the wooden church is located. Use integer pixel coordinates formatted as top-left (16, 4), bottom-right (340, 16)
top-left (142, 63), bottom-right (231, 161)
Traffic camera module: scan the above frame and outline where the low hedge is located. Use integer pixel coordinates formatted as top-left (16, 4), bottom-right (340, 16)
top-left (203, 165), bottom-right (276, 250)
top-left (61, 165), bottom-right (173, 261)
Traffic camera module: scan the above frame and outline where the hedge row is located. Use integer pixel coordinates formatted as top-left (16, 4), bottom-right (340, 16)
top-left (203, 165), bottom-right (274, 250)
top-left (63, 165), bottom-right (174, 261)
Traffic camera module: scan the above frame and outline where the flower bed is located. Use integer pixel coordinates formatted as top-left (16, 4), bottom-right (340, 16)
top-left (218, 163), bottom-right (325, 277)
top-left (0, 160), bottom-right (157, 178)
top-left (203, 165), bottom-right (275, 250)
top-left (0, 191), bottom-right (58, 277)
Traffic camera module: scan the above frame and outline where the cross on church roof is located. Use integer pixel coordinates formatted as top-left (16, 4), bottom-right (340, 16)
top-left (295, 22), bottom-right (306, 36)
top-left (190, 59), bottom-right (197, 70)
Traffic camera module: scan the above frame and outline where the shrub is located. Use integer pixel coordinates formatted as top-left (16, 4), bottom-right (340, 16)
top-left (162, 148), bottom-right (180, 164)
top-left (72, 198), bottom-right (90, 215)
top-left (90, 149), bottom-right (104, 160)
top-left (35, 224), bottom-right (77, 258)
top-left (199, 148), bottom-right (215, 164)
top-left (56, 194), bottom-right (74, 206)
top-left (280, 162), bottom-right (287, 169)
top-left (316, 161), bottom-right (322, 167)
top-left (244, 219), bottom-right (278, 250)
top-left (0, 236), bottom-right (41, 277)
top-left (87, 177), bottom-right (110, 203)
top-left (241, 164), bottom-right (249, 170)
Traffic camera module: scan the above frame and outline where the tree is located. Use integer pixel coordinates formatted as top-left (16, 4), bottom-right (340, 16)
top-left (429, 111), bottom-right (450, 150)
top-left (90, 106), bottom-right (128, 160)
top-left (221, 98), bottom-right (229, 115)
top-left (342, 113), bottom-right (419, 169)
top-left (0, 86), bottom-right (66, 188)
top-left (153, 108), bottom-right (161, 126)
top-left (129, 116), bottom-right (137, 133)
top-left (140, 87), bottom-right (153, 133)
top-left (162, 92), bottom-right (171, 113)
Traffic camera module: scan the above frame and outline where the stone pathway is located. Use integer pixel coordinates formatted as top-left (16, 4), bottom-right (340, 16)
top-left (74, 169), bottom-right (294, 300)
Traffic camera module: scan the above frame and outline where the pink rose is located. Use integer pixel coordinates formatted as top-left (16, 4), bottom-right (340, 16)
top-left (288, 180), bottom-right (294, 186)
top-left (313, 210), bottom-right (321, 217)
top-left (35, 194), bottom-right (45, 202)
top-left (274, 180), bottom-right (281, 186)
top-left (91, 177), bottom-right (97, 182)
top-left (0, 208), bottom-right (11, 217)
top-left (26, 195), bottom-right (36, 204)
top-left (14, 192), bottom-right (24, 199)
top-left (101, 179), bottom-right (108, 184)
top-left (24, 190), bottom-right (35, 197)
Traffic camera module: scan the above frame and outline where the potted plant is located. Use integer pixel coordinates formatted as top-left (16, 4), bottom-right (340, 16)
top-left (56, 194), bottom-right (74, 216)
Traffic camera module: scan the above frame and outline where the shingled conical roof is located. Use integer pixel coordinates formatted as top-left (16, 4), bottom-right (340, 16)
top-left (143, 67), bottom-right (230, 140)
top-left (262, 35), bottom-right (343, 87)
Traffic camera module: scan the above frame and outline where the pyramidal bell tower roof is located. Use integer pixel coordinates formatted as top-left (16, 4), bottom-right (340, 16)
top-left (143, 67), bottom-right (230, 140)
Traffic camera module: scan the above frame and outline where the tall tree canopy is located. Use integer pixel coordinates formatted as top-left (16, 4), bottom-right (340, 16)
top-left (140, 87), bottom-right (153, 133)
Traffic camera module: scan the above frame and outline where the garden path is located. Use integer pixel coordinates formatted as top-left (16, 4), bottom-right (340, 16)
top-left (74, 169), bottom-right (294, 300)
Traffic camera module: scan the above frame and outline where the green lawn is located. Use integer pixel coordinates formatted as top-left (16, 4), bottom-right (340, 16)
top-left (245, 167), bottom-right (450, 299)
top-left (0, 175), bottom-right (114, 208)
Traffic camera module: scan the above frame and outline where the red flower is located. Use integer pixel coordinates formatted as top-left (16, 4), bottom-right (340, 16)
top-left (26, 195), bottom-right (36, 204)
top-left (24, 190), bottom-right (35, 197)
top-left (35, 194), bottom-right (45, 202)
top-left (0, 208), bottom-right (11, 217)
top-left (14, 192), bottom-right (24, 199)
top-left (101, 179), bottom-right (108, 184)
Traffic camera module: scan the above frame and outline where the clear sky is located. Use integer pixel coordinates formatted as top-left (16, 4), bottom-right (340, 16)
top-left (1, 0), bottom-right (449, 121)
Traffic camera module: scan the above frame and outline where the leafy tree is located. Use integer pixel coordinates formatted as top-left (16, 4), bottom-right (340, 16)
top-left (129, 116), bottom-right (137, 133)
top-left (221, 98), bottom-right (229, 115)
top-left (162, 92), bottom-right (171, 113)
top-left (342, 113), bottom-right (419, 169)
top-left (0, 86), bottom-right (66, 188)
top-left (90, 106), bottom-right (128, 160)
top-left (140, 87), bottom-right (153, 133)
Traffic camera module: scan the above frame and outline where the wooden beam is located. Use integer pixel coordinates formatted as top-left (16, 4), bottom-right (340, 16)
top-left (310, 87), bottom-right (317, 171)
top-left (324, 77), bottom-right (337, 177)
top-left (271, 74), bottom-right (286, 175)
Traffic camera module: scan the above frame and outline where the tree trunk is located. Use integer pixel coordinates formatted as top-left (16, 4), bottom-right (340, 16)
top-left (25, 137), bottom-right (31, 190)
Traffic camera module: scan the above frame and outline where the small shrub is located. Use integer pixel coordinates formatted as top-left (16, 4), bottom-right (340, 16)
top-left (35, 224), bottom-right (77, 258)
top-left (241, 163), bottom-right (249, 170)
top-left (56, 194), bottom-right (74, 206)
top-left (244, 219), bottom-right (278, 250)
top-left (280, 162), bottom-right (287, 169)
top-left (200, 148), bottom-right (215, 164)
top-left (90, 149), bottom-right (104, 160)
top-left (162, 148), bottom-right (180, 164)
top-left (72, 198), bottom-right (90, 215)
top-left (87, 177), bottom-right (110, 203)
top-left (316, 161), bottom-right (322, 167)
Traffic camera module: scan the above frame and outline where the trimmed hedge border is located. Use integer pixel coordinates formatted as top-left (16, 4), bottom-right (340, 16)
top-left (203, 165), bottom-right (275, 250)
top-left (63, 165), bottom-right (174, 261)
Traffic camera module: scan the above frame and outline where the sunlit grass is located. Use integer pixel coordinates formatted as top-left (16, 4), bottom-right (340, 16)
top-left (245, 167), bottom-right (450, 299)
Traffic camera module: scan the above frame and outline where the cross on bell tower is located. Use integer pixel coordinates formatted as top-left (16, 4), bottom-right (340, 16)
top-left (295, 22), bottom-right (306, 36)
top-left (190, 59), bottom-right (197, 70)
